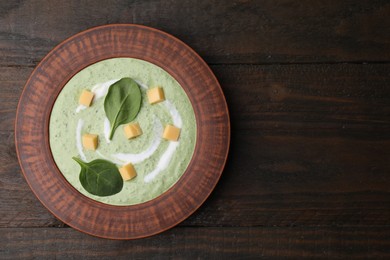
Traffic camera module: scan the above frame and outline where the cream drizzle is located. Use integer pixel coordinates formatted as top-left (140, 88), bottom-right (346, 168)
top-left (164, 100), bottom-right (183, 128)
top-left (74, 79), bottom-right (183, 184)
top-left (144, 101), bottom-right (182, 183)
top-left (92, 79), bottom-right (120, 99)
top-left (75, 78), bottom-right (122, 113)
top-left (112, 116), bottom-right (163, 164)
top-left (96, 150), bottom-right (123, 165)
top-left (144, 142), bottom-right (179, 183)
top-left (103, 117), bottom-right (111, 143)
top-left (134, 79), bottom-right (148, 90)
top-left (76, 119), bottom-right (86, 161)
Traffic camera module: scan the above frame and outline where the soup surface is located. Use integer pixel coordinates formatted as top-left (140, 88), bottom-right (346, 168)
top-left (49, 58), bottom-right (197, 205)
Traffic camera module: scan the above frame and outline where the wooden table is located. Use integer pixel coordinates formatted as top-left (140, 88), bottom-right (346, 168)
top-left (1, 1), bottom-right (389, 258)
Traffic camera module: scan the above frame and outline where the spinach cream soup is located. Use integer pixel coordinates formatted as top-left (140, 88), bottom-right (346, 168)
top-left (49, 58), bottom-right (196, 205)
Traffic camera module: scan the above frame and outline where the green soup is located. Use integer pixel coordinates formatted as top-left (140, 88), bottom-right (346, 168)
top-left (49, 58), bottom-right (196, 205)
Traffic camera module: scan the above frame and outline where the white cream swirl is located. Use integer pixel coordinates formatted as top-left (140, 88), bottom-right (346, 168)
top-left (76, 119), bottom-right (86, 161)
top-left (144, 100), bottom-right (182, 183)
top-left (75, 79), bottom-right (183, 184)
top-left (112, 116), bottom-right (163, 164)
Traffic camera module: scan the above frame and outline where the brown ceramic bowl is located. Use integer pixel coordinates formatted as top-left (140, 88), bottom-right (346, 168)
top-left (15, 24), bottom-right (230, 239)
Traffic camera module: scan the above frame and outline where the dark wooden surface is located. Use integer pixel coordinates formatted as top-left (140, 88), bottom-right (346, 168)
top-left (1, 0), bottom-right (389, 258)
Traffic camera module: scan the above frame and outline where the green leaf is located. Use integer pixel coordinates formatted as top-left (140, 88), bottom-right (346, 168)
top-left (72, 157), bottom-right (123, 197)
top-left (104, 77), bottom-right (142, 140)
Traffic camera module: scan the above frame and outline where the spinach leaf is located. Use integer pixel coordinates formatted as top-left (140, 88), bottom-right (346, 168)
top-left (104, 77), bottom-right (142, 140)
top-left (72, 157), bottom-right (123, 197)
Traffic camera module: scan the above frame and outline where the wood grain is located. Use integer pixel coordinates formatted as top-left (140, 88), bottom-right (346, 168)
top-left (0, 67), bottom-right (32, 131)
top-left (1, 227), bottom-right (389, 259)
top-left (1, 0), bottom-right (390, 257)
top-left (0, 0), bottom-right (389, 66)
top-left (2, 64), bottom-right (389, 228)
